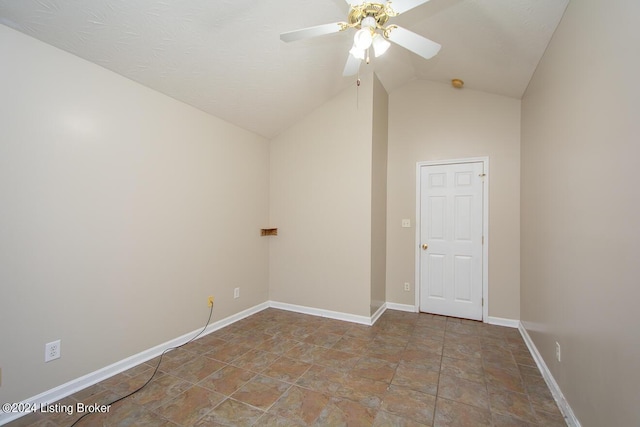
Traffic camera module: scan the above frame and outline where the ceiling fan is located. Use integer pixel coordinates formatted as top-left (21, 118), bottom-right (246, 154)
top-left (280, 0), bottom-right (441, 76)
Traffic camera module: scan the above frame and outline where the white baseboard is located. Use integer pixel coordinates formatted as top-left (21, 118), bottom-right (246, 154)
top-left (0, 302), bottom-right (270, 426)
top-left (370, 303), bottom-right (387, 325)
top-left (518, 322), bottom-right (581, 427)
top-left (485, 316), bottom-right (520, 328)
top-left (385, 302), bottom-right (418, 313)
top-left (268, 301), bottom-right (373, 325)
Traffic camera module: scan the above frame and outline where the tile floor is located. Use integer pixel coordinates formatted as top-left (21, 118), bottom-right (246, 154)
top-left (8, 308), bottom-right (567, 426)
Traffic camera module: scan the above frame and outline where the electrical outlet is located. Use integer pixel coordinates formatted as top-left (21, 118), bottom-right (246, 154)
top-left (555, 341), bottom-right (561, 362)
top-left (45, 340), bottom-right (61, 362)
top-left (234, 287), bottom-right (240, 299)
top-left (404, 282), bottom-right (411, 291)
top-left (208, 296), bottom-right (214, 307)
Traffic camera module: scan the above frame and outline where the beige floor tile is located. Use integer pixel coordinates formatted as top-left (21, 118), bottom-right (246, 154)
top-left (194, 398), bottom-right (264, 426)
top-left (380, 385), bottom-right (436, 425)
top-left (437, 374), bottom-right (490, 410)
top-left (268, 385), bottom-right (331, 425)
top-left (262, 356), bottom-right (312, 383)
top-left (197, 365), bottom-right (255, 396)
top-left (391, 364), bottom-right (439, 395)
top-left (6, 309), bottom-right (563, 427)
top-left (489, 388), bottom-right (538, 424)
top-left (230, 375), bottom-right (291, 410)
top-left (372, 410), bottom-right (431, 427)
top-left (153, 385), bottom-right (224, 426)
top-left (312, 397), bottom-right (377, 426)
top-left (351, 356), bottom-right (398, 383)
top-left (433, 397), bottom-right (492, 427)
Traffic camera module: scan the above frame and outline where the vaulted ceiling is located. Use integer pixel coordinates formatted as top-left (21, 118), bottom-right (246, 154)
top-left (0, 0), bottom-right (568, 138)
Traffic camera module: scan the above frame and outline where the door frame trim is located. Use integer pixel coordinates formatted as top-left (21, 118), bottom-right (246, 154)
top-left (414, 157), bottom-right (489, 321)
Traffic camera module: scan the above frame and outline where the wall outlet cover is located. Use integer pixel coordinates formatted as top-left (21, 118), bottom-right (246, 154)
top-left (45, 340), bottom-right (61, 362)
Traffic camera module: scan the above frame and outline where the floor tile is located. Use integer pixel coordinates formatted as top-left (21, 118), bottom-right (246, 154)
top-left (492, 412), bottom-right (536, 427)
top-left (437, 374), bottom-right (490, 409)
top-left (440, 356), bottom-right (485, 384)
top-left (442, 341), bottom-right (482, 361)
top-left (399, 349), bottom-right (442, 372)
top-left (489, 388), bottom-right (538, 424)
top-left (534, 408), bottom-right (568, 426)
top-left (351, 356), bottom-right (397, 383)
top-left (525, 378), bottom-right (563, 414)
top-left (445, 322), bottom-right (479, 336)
top-left (303, 331), bottom-right (343, 348)
top-left (433, 397), bottom-right (492, 427)
top-left (230, 348), bottom-right (280, 373)
top-left (312, 397), bottom-right (377, 426)
top-left (170, 355), bottom-right (225, 383)
top-left (130, 373), bottom-right (192, 410)
top-left (312, 348), bottom-right (361, 369)
top-left (332, 336), bottom-right (371, 354)
top-left (153, 385), bottom-right (224, 425)
top-left (194, 398), bottom-right (264, 426)
top-left (197, 365), bottom-right (255, 395)
top-left (6, 309), bottom-right (564, 427)
top-left (262, 356), bottom-right (312, 383)
top-left (268, 385), bottom-right (331, 425)
top-left (335, 375), bottom-right (389, 408)
top-left (296, 365), bottom-right (349, 394)
top-left (284, 342), bottom-right (326, 364)
top-left (256, 336), bottom-right (299, 355)
top-left (255, 411), bottom-right (305, 426)
top-left (158, 348), bottom-right (201, 372)
top-left (380, 385), bottom-right (436, 425)
top-left (391, 364), bottom-right (439, 395)
top-left (365, 344), bottom-right (405, 364)
top-left (231, 375), bottom-right (291, 410)
top-left (483, 365), bottom-right (526, 393)
top-left (204, 341), bottom-right (253, 363)
top-left (372, 410), bottom-right (430, 427)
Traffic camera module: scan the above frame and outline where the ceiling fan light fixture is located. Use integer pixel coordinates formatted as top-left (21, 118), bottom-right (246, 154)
top-left (349, 45), bottom-right (366, 60)
top-left (353, 27), bottom-right (373, 50)
top-left (372, 33), bottom-right (391, 57)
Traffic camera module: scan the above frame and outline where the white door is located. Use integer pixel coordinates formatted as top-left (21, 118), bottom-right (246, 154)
top-left (419, 162), bottom-right (484, 320)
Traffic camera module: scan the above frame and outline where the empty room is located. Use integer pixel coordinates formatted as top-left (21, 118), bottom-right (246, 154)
top-left (0, 0), bottom-right (638, 426)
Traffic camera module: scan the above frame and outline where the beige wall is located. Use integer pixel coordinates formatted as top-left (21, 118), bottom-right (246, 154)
top-left (370, 75), bottom-right (388, 315)
top-left (520, 0), bottom-right (640, 425)
top-left (0, 25), bottom-right (269, 404)
top-left (269, 75), bottom-right (376, 317)
top-left (387, 80), bottom-right (521, 319)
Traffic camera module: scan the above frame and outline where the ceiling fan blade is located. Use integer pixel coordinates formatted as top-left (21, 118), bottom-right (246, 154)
top-left (385, 25), bottom-right (441, 59)
top-left (343, 53), bottom-right (361, 76)
top-left (386, 0), bottom-right (431, 15)
top-left (280, 22), bottom-right (346, 43)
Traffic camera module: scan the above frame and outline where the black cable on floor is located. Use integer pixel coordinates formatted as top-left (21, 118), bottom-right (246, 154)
top-left (69, 303), bottom-right (214, 427)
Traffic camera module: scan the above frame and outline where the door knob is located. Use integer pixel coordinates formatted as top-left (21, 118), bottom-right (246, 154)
top-left (422, 243), bottom-right (428, 250)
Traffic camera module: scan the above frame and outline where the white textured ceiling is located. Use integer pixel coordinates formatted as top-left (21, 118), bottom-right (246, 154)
top-left (0, 0), bottom-right (568, 138)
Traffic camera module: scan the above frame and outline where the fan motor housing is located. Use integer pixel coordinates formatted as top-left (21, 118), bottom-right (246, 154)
top-left (348, 2), bottom-right (390, 29)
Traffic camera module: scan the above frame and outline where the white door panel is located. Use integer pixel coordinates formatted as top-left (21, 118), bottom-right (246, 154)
top-left (419, 162), bottom-right (484, 320)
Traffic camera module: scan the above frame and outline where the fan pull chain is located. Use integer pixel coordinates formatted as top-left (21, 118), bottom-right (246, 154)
top-left (356, 70), bottom-right (361, 109)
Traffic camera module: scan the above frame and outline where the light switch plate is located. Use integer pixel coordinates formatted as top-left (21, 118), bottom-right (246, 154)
top-left (401, 219), bottom-right (411, 228)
